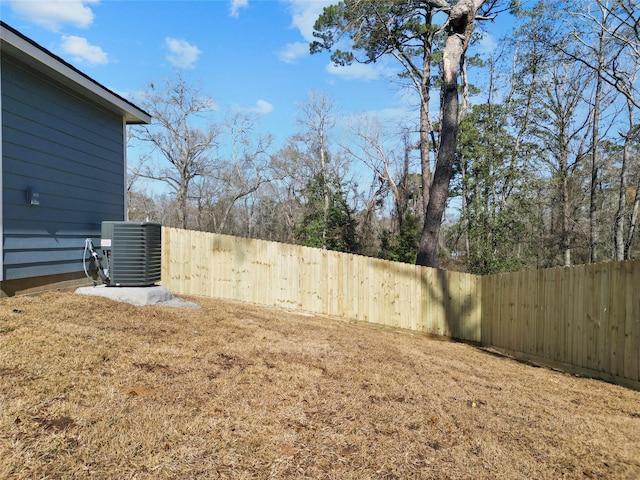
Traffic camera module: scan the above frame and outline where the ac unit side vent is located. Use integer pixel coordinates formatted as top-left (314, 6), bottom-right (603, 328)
top-left (101, 221), bottom-right (162, 287)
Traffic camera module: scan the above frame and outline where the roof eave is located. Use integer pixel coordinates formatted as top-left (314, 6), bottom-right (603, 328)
top-left (0, 22), bottom-right (151, 125)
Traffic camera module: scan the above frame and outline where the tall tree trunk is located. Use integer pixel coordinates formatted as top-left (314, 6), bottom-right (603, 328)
top-left (419, 43), bottom-right (433, 216)
top-left (461, 160), bottom-right (471, 258)
top-left (625, 172), bottom-right (640, 259)
top-left (396, 137), bottom-right (412, 233)
top-left (562, 173), bottom-right (571, 267)
top-left (417, 80), bottom-right (458, 267)
top-left (617, 105), bottom-right (638, 260)
top-left (320, 130), bottom-right (329, 250)
top-left (178, 182), bottom-right (188, 230)
top-left (416, 0), bottom-right (484, 267)
top-left (614, 131), bottom-right (630, 261)
top-left (589, 32), bottom-right (605, 263)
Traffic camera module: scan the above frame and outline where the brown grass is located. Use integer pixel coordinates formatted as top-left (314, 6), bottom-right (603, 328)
top-left (1, 291), bottom-right (639, 479)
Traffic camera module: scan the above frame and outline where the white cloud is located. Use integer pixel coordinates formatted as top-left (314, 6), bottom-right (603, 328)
top-left (366, 107), bottom-right (416, 125)
top-left (275, 0), bottom-right (333, 63)
top-left (477, 33), bottom-right (498, 56)
top-left (277, 41), bottom-right (309, 64)
top-left (282, 0), bottom-right (334, 42)
top-left (237, 99), bottom-right (274, 115)
top-left (165, 37), bottom-right (201, 69)
top-left (8, 0), bottom-right (98, 32)
top-left (325, 61), bottom-right (393, 81)
top-left (229, 0), bottom-right (248, 18)
top-left (60, 35), bottom-right (108, 65)
top-left (280, 0), bottom-right (392, 75)
top-left (250, 100), bottom-right (274, 115)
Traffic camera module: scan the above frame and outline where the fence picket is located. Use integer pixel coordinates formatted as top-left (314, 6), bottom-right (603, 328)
top-left (624, 261), bottom-right (640, 381)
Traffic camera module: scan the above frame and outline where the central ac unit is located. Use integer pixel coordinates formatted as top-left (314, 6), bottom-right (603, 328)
top-left (100, 221), bottom-right (162, 287)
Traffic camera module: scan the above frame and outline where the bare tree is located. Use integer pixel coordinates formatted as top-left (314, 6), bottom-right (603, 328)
top-left (529, 59), bottom-right (593, 266)
top-left (293, 91), bottom-right (349, 249)
top-left (555, 0), bottom-right (640, 260)
top-left (617, 110), bottom-right (640, 259)
top-left (130, 73), bottom-right (220, 229)
top-left (342, 115), bottom-right (420, 237)
top-left (213, 112), bottom-right (277, 234)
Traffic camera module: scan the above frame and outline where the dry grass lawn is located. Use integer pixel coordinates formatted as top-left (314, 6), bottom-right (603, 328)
top-left (1, 291), bottom-right (639, 479)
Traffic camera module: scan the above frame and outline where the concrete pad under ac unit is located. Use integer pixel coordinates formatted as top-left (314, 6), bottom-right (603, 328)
top-left (75, 284), bottom-right (199, 309)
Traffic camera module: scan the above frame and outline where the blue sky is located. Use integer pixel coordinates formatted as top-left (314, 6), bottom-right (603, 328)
top-left (1, 0), bottom-right (510, 198)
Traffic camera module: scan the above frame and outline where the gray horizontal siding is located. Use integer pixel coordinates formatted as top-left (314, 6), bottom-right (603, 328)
top-left (4, 168), bottom-right (125, 207)
top-left (4, 114), bottom-right (123, 177)
top-left (3, 261), bottom-right (88, 280)
top-left (2, 61), bottom-right (123, 146)
top-left (2, 54), bottom-right (126, 280)
top-left (5, 244), bottom-right (89, 265)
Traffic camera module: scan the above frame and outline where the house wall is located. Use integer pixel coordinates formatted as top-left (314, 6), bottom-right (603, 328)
top-left (1, 53), bottom-right (125, 281)
top-left (0, 48), bottom-right (3, 281)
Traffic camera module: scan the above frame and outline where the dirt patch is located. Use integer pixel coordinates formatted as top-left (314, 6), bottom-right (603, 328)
top-left (1, 291), bottom-right (639, 479)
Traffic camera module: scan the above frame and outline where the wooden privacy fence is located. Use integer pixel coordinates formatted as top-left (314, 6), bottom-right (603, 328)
top-left (482, 262), bottom-right (640, 389)
top-left (161, 227), bottom-right (640, 389)
top-left (161, 227), bottom-right (482, 342)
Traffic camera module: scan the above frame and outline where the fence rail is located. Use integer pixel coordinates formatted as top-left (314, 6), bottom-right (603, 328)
top-left (161, 227), bottom-right (640, 389)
